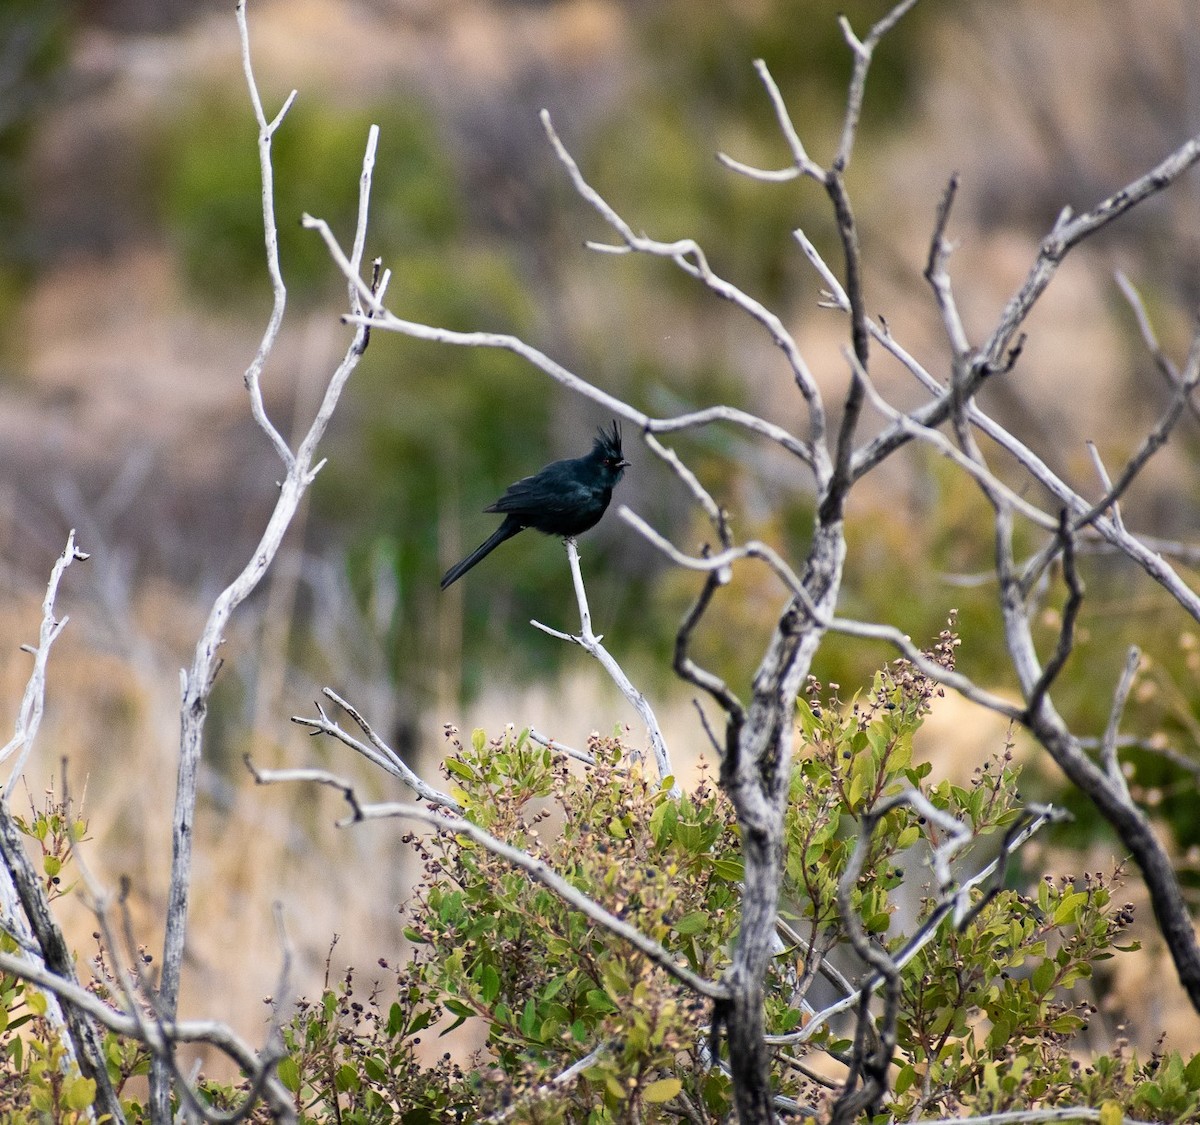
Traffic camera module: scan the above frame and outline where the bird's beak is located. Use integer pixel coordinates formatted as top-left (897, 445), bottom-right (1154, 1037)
top-left (619, 458), bottom-right (631, 470)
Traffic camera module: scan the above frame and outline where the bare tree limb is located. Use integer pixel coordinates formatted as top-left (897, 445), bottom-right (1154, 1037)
top-left (833, 0), bottom-right (922, 171)
top-left (1023, 510), bottom-right (1084, 719)
top-left (0, 945), bottom-right (293, 1122)
top-left (855, 127), bottom-right (1200, 480)
top-left (0, 534), bottom-right (121, 1119)
top-left (530, 538), bottom-right (676, 793)
top-left (1100, 647), bottom-right (1140, 800)
top-left (717, 59), bottom-right (825, 183)
top-left (1, 531), bottom-right (89, 788)
top-left (781, 802), bottom-right (1066, 1048)
top-left (832, 786), bottom-right (965, 1124)
top-left (529, 728), bottom-right (605, 769)
top-left (153, 3), bottom-right (381, 1114)
top-left (292, 688), bottom-right (461, 812)
top-left (539, 109), bottom-right (829, 465)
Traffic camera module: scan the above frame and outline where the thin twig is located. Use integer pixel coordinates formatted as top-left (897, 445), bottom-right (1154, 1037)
top-left (2, 531), bottom-right (89, 788)
top-left (1100, 647), bottom-right (1140, 799)
top-left (530, 539), bottom-right (676, 793)
top-left (1024, 510), bottom-right (1084, 719)
top-left (291, 688), bottom-right (461, 812)
top-left (717, 59), bottom-right (825, 183)
top-left (854, 129), bottom-right (1200, 481)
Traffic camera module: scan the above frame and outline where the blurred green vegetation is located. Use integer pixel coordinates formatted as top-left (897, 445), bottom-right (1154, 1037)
top-left (156, 93), bottom-right (459, 309)
top-left (0, 0), bottom-right (72, 344)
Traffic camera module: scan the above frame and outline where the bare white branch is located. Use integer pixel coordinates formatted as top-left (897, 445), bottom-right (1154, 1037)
top-left (156, 6), bottom-right (382, 1111)
top-left (528, 728), bottom-right (606, 769)
top-left (539, 109), bottom-right (829, 462)
top-left (834, 0), bottom-right (921, 171)
top-left (619, 506), bottom-right (808, 602)
top-left (1086, 440), bottom-right (1125, 532)
top-left (1100, 647), bottom-right (1140, 800)
top-left (2, 531), bottom-right (88, 788)
top-left (0, 944), bottom-right (294, 1121)
top-left (717, 59), bottom-right (824, 183)
top-left (237, 0), bottom-right (297, 468)
top-left (531, 539), bottom-right (676, 794)
top-left (291, 688), bottom-right (461, 812)
top-left (485, 1045), bottom-right (607, 1123)
top-left (794, 227), bottom-right (849, 308)
top-left (847, 348), bottom-right (1057, 530)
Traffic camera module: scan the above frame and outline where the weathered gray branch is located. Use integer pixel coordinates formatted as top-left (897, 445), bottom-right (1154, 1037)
top-left (153, 1), bottom-right (381, 1115)
top-left (0, 533), bottom-right (122, 1119)
top-left (530, 538), bottom-right (676, 793)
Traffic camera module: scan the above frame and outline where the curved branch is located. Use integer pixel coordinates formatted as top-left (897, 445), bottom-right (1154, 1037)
top-left (291, 688), bottom-right (461, 813)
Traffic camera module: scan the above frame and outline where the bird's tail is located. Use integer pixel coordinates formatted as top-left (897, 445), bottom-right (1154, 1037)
top-left (440, 519), bottom-right (522, 590)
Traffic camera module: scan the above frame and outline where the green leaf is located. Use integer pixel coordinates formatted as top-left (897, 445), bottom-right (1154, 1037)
top-left (1052, 890), bottom-right (1089, 926)
top-left (586, 989), bottom-right (617, 1013)
top-left (650, 800), bottom-right (678, 846)
top-left (1030, 959), bottom-right (1056, 994)
top-left (472, 729), bottom-right (486, 752)
top-left (479, 964), bottom-right (501, 1005)
top-left (277, 1056), bottom-right (300, 1093)
top-left (445, 758), bottom-right (476, 781)
top-left (43, 855), bottom-right (61, 879)
top-left (64, 1076), bottom-right (96, 1111)
top-left (520, 997), bottom-right (538, 1038)
top-left (674, 911), bottom-right (709, 935)
top-left (642, 1077), bottom-right (683, 1103)
top-left (364, 1056), bottom-right (387, 1084)
top-left (865, 911), bottom-right (891, 934)
top-left (386, 1002), bottom-right (404, 1036)
top-left (1183, 1053), bottom-right (1200, 1084)
top-left (1099, 1102), bottom-right (1124, 1125)
top-left (710, 857), bottom-right (744, 881)
top-left (673, 819), bottom-right (705, 851)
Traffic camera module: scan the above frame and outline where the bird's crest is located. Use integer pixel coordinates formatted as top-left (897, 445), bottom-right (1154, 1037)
top-left (594, 420), bottom-right (624, 462)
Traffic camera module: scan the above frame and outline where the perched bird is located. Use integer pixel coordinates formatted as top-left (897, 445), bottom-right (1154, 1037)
top-left (440, 421), bottom-right (630, 590)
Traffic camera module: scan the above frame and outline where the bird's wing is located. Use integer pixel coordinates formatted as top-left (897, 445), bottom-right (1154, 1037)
top-left (486, 463), bottom-right (594, 519)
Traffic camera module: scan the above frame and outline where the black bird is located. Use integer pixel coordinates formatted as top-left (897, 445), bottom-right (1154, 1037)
top-left (440, 421), bottom-right (630, 590)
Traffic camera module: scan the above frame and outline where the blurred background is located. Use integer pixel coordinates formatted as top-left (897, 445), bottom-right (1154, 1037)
top-left (3, 0), bottom-right (1200, 1075)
